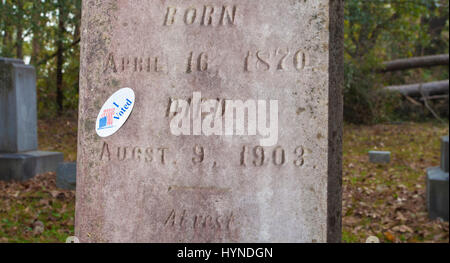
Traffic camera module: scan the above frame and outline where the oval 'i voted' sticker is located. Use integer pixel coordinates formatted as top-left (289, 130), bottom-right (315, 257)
top-left (96, 88), bottom-right (135, 137)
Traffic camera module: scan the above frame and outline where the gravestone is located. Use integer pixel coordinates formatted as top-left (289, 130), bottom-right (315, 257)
top-left (0, 58), bottom-right (38, 152)
top-left (76, 0), bottom-right (344, 243)
top-left (426, 136), bottom-right (449, 221)
top-left (0, 58), bottom-right (63, 181)
top-left (369, 151), bottom-right (391, 164)
top-left (57, 162), bottom-right (77, 190)
top-left (441, 136), bottom-right (448, 173)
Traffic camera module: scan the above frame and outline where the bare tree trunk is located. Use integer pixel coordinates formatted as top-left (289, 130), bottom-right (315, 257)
top-left (385, 80), bottom-right (449, 97)
top-left (380, 54), bottom-right (449, 72)
top-left (73, 0), bottom-right (82, 94)
top-left (15, 0), bottom-right (24, 59)
top-left (56, 3), bottom-right (66, 115)
top-left (1, 1), bottom-right (14, 57)
top-left (30, 4), bottom-right (42, 65)
top-left (31, 35), bottom-right (41, 65)
top-left (74, 1), bottom-right (81, 41)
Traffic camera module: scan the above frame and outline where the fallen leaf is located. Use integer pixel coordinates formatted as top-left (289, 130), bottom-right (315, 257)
top-left (384, 231), bottom-right (396, 242)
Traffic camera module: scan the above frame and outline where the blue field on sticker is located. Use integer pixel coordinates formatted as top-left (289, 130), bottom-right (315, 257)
top-left (99, 116), bottom-right (107, 129)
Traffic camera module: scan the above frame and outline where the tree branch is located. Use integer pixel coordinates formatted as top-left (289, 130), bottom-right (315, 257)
top-left (35, 38), bottom-right (80, 66)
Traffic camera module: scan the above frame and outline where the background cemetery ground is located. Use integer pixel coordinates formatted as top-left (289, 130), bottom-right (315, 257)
top-left (0, 116), bottom-right (448, 243)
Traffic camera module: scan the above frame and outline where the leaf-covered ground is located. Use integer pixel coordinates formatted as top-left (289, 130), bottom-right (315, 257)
top-left (0, 173), bottom-right (75, 243)
top-left (0, 117), bottom-right (448, 243)
top-left (342, 122), bottom-right (449, 243)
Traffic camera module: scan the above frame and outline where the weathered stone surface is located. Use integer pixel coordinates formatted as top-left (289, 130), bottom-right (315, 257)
top-left (57, 162), bottom-right (77, 190)
top-left (369, 151), bottom-right (391, 164)
top-left (426, 167), bottom-right (449, 221)
top-left (0, 58), bottom-right (38, 153)
top-left (0, 151), bottom-right (64, 181)
top-left (441, 136), bottom-right (449, 173)
top-left (76, 0), bottom-right (344, 243)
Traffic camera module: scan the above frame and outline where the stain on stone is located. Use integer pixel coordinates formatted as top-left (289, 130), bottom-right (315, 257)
top-left (0, 63), bottom-right (13, 92)
top-left (111, 79), bottom-right (120, 88)
top-left (84, 119), bottom-right (95, 132)
top-left (297, 107), bottom-right (306, 115)
top-left (94, 99), bottom-right (103, 109)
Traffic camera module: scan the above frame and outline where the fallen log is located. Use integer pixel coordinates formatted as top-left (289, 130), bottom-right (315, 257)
top-left (419, 94), bottom-right (449, 101)
top-left (385, 80), bottom-right (449, 97)
top-left (380, 54), bottom-right (449, 72)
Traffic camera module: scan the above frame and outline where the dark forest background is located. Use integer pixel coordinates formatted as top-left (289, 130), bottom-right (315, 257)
top-left (0, 0), bottom-right (448, 123)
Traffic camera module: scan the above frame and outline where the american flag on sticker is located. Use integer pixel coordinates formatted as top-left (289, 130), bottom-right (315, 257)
top-left (98, 108), bottom-right (115, 130)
